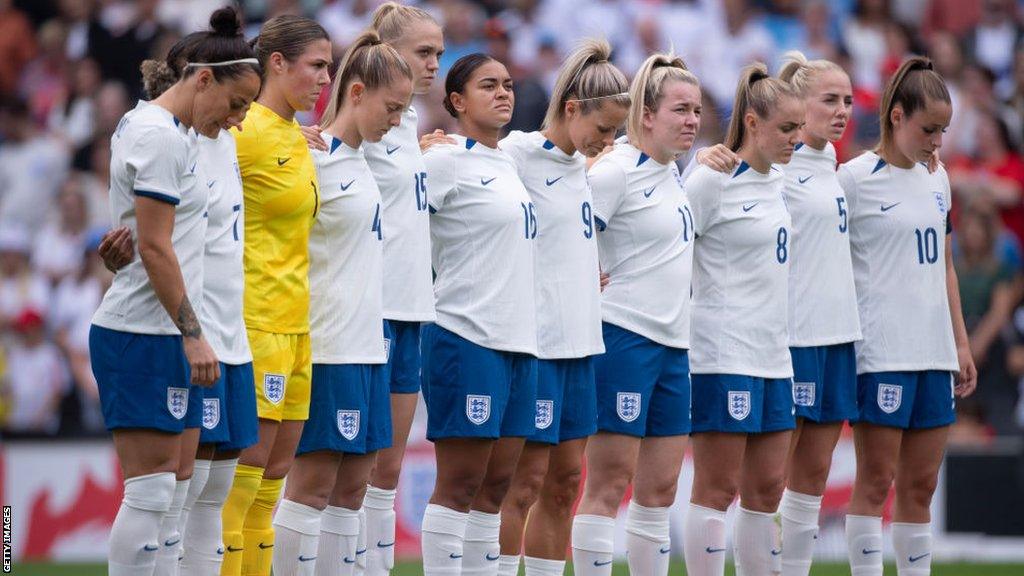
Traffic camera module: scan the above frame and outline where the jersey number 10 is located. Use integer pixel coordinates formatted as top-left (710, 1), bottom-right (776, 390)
top-left (915, 227), bottom-right (939, 264)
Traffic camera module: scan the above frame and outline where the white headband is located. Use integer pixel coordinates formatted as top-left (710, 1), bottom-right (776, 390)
top-left (566, 92), bottom-right (629, 103)
top-left (184, 58), bottom-right (259, 69)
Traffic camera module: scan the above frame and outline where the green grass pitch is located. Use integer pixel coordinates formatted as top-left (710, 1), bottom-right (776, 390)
top-left (10, 561), bottom-right (1024, 575)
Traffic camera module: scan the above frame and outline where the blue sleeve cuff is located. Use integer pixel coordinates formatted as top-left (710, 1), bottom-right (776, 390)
top-left (134, 189), bottom-right (181, 206)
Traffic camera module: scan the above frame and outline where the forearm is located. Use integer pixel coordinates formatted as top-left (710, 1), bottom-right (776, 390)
top-left (946, 262), bottom-right (970, 350)
top-left (138, 237), bottom-right (201, 337)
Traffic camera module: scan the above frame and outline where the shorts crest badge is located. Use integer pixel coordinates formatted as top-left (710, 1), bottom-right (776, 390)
top-left (202, 398), bottom-right (220, 430)
top-left (466, 395), bottom-right (491, 425)
top-left (616, 392), bottom-right (641, 423)
top-left (167, 387), bottom-right (189, 420)
top-left (535, 400), bottom-right (554, 430)
top-left (264, 373), bottom-right (286, 405)
top-left (878, 383), bottom-right (903, 414)
top-left (793, 382), bottom-right (816, 407)
top-left (728, 391), bottom-right (751, 421)
top-left (337, 410), bottom-right (360, 441)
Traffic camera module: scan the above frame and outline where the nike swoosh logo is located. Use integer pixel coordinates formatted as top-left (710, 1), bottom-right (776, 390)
top-left (189, 162), bottom-right (197, 174)
top-left (546, 176), bottom-right (563, 186)
top-left (481, 177), bottom-right (496, 186)
top-left (742, 202), bottom-right (759, 212)
top-left (226, 545), bottom-right (243, 553)
top-left (343, 557), bottom-right (356, 564)
top-left (340, 179), bottom-right (355, 191)
top-left (862, 549), bottom-right (881, 555)
top-left (356, 549), bottom-right (367, 555)
top-left (216, 548), bottom-right (225, 555)
top-left (386, 145), bottom-right (401, 155)
top-left (706, 547), bottom-right (726, 554)
top-left (207, 180), bottom-right (216, 188)
top-left (909, 553), bottom-right (931, 562)
top-left (449, 553), bottom-right (463, 559)
top-left (258, 543), bottom-right (274, 549)
top-left (377, 541), bottom-right (396, 548)
top-left (299, 555), bottom-right (317, 562)
top-left (164, 537), bottom-right (181, 547)
top-left (771, 549), bottom-right (782, 556)
top-left (798, 175), bottom-right (813, 184)
top-left (278, 157), bottom-right (290, 166)
top-left (486, 553), bottom-right (501, 561)
top-left (143, 544), bottom-right (159, 552)
top-left (642, 186), bottom-right (656, 198)
top-left (659, 546), bottom-right (671, 554)
top-left (880, 202), bottom-right (901, 212)
top-left (593, 559), bottom-right (613, 566)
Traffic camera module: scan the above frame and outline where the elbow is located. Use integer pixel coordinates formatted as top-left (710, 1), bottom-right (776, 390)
top-left (137, 236), bottom-right (171, 267)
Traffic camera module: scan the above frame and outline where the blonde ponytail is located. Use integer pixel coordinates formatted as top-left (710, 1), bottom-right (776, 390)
top-left (626, 52), bottom-right (699, 145)
top-left (319, 29), bottom-right (413, 128)
top-left (542, 38), bottom-right (630, 130)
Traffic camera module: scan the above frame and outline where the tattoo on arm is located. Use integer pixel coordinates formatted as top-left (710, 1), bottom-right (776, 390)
top-left (175, 297), bottom-right (202, 338)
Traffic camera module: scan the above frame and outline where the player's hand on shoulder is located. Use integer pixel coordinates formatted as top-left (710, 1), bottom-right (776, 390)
top-left (420, 129), bottom-right (457, 153)
top-left (927, 149), bottom-right (943, 174)
top-left (697, 144), bottom-right (741, 174)
top-left (301, 125), bottom-right (328, 152)
top-left (98, 226), bottom-right (134, 272)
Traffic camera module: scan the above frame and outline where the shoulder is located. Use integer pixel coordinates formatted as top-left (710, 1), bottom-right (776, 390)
top-left (686, 163), bottom-right (728, 195)
top-left (838, 151), bottom-right (881, 179)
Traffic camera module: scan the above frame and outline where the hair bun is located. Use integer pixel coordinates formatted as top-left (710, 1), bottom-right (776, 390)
top-left (210, 6), bottom-right (243, 37)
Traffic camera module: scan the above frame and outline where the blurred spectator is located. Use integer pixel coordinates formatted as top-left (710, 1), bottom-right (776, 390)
top-left (87, 0), bottom-right (169, 100)
top-left (0, 308), bottom-right (67, 436)
top-left (318, 0), bottom-right (378, 51)
top-left (963, 0), bottom-right (1021, 96)
top-left (31, 177), bottom-right (91, 285)
top-left (47, 57), bottom-right (102, 152)
top-left (19, 18), bottom-right (70, 124)
top-left (485, 17), bottom-right (549, 133)
top-left (437, 0), bottom-right (488, 76)
top-left (0, 0), bottom-right (37, 95)
top-left (842, 0), bottom-right (893, 93)
top-left (699, 0), bottom-right (776, 111)
top-left (0, 96), bottom-right (70, 234)
top-left (0, 227), bottom-right (50, 332)
top-left (921, 0), bottom-right (982, 40)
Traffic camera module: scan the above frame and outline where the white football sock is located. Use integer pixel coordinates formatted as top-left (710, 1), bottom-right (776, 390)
top-left (181, 458), bottom-right (236, 575)
top-left (523, 555), bottom-right (563, 576)
top-left (893, 522), bottom-right (932, 576)
top-left (570, 514), bottom-right (614, 576)
top-left (154, 478), bottom-right (190, 576)
top-left (734, 506), bottom-right (778, 576)
top-left (499, 554), bottom-right (522, 576)
top-left (364, 485), bottom-right (397, 576)
top-left (272, 499), bottom-right (323, 575)
top-left (846, 515), bottom-right (883, 576)
top-left (682, 503), bottom-right (727, 576)
top-left (355, 507), bottom-right (367, 575)
top-left (625, 501), bottom-right (671, 576)
top-left (176, 460), bottom-right (210, 566)
top-left (462, 510), bottom-right (501, 576)
top-left (421, 504), bottom-right (469, 576)
top-left (108, 472), bottom-right (176, 576)
top-left (317, 505), bottom-right (360, 576)
top-left (779, 489), bottom-right (821, 576)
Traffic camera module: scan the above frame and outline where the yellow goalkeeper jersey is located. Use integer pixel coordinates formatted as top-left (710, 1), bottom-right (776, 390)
top-left (234, 102), bottom-right (319, 334)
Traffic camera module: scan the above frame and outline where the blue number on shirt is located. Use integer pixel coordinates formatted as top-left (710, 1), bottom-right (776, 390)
top-left (915, 227), bottom-right (938, 264)
top-left (776, 227), bottom-right (788, 263)
top-left (582, 201), bottom-right (593, 238)
top-left (677, 205), bottom-right (694, 242)
top-left (414, 172), bottom-right (428, 211)
top-left (232, 204), bottom-right (241, 241)
top-left (836, 197), bottom-right (847, 233)
top-left (521, 202), bottom-right (537, 239)
top-left (372, 203), bottom-right (382, 240)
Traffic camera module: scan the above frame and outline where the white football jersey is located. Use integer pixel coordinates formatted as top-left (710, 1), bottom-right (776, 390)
top-left (363, 106), bottom-right (436, 322)
top-left (93, 101), bottom-right (207, 335)
top-left (588, 142), bottom-right (693, 349)
top-left (838, 151), bottom-right (958, 373)
top-left (308, 135), bottom-right (386, 364)
top-left (198, 131), bottom-right (252, 364)
top-left (425, 135), bottom-right (538, 355)
top-left (687, 162), bottom-right (793, 378)
top-left (783, 142), bottom-right (862, 346)
top-left (501, 130), bottom-right (604, 359)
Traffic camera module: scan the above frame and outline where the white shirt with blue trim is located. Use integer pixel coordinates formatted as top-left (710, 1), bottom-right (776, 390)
top-left (93, 100), bottom-right (207, 335)
top-left (838, 151), bottom-right (958, 374)
top-left (501, 130), bottom-right (604, 359)
top-left (198, 130), bottom-right (252, 364)
top-left (363, 106), bottom-right (436, 323)
top-left (588, 141), bottom-right (694, 349)
top-left (783, 142), bottom-right (862, 347)
top-left (687, 161), bottom-right (793, 378)
top-left (424, 135), bottom-right (538, 355)
top-left (309, 135), bottom-right (386, 364)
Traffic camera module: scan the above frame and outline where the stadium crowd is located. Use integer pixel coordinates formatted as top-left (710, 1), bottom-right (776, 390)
top-left (1, 0), bottom-right (1024, 441)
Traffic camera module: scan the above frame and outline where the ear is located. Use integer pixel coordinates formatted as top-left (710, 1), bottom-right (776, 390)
top-left (641, 106), bottom-right (655, 131)
top-left (194, 68), bottom-right (214, 91)
top-left (564, 99), bottom-right (579, 119)
top-left (890, 104), bottom-right (904, 128)
top-left (349, 82), bottom-right (365, 103)
top-left (744, 110), bottom-right (758, 134)
top-left (449, 91), bottom-right (466, 115)
top-left (270, 52), bottom-right (286, 75)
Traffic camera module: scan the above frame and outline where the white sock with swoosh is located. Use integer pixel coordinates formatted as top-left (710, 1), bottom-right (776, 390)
top-left (892, 522), bottom-right (931, 576)
top-left (625, 501), bottom-right (671, 576)
top-left (462, 510), bottom-right (502, 576)
top-left (272, 499), bottom-right (323, 576)
top-left (845, 514), bottom-right (883, 576)
top-left (570, 514), bottom-right (615, 576)
top-left (421, 504), bottom-right (468, 576)
top-left (317, 506), bottom-right (361, 576)
top-left (682, 502), bottom-right (726, 576)
top-left (734, 506), bottom-right (778, 576)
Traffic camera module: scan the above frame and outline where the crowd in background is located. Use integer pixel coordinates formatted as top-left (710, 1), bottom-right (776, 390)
top-left (2, 0), bottom-right (1024, 441)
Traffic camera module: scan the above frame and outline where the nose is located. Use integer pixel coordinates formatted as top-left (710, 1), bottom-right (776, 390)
top-left (427, 56), bottom-right (439, 72)
top-left (932, 132), bottom-right (943, 150)
top-left (496, 84), bottom-right (510, 99)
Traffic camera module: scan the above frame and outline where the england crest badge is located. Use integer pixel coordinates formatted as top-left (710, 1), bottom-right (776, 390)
top-left (535, 400), bottom-right (554, 430)
top-left (167, 387), bottom-right (189, 420)
top-left (877, 383), bottom-right (902, 414)
top-left (466, 395), bottom-right (491, 425)
top-left (793, 382), bottom-right (815, 407)
top-left (264, 373), bottom-right (286, 405)
top-left (616, 392), bottom-right (641, 423)
top-left (728, 391), bottom-right (751, 421)
top-left (337, 410), bottom-right (360, 440)
top-left (202, 398), bottom-right (220, 430)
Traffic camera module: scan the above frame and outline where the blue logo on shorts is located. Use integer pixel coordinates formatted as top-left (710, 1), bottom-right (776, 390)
top-left (793, 382), bottom-right (815, 407)
top-left (202, 398), bottom-right (220, 430)
top-left (616, 392), bottom-right (641, 423)
top-left (167, 387), bottom-right (189, 420)
top-left (466, 395), bottom-right (491, 425)
top-left (535, 399), bottom-right (554, 430)
top-left (878, 383), bottom-right (902, 414)
top-left (727, 391), bottom-right (751, 421)
top-left (337, 410), bottom-right (360, 440)
top-left (264, 373), bottom-right (285, 405)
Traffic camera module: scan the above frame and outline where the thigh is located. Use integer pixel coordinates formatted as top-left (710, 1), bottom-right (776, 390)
top-left (739, 430), bottom-right (791, 508)
top-left (332, 452), bottom-right (378, 508)
top-left (286, 450), bottom-right (343, 506)
top-left (594, 323), bottom-right (661, 437)
top-left (582, 432), bottom-right (642, 488)
top-left (690, 432), bottom-right (746, 508)
top-left (265, 418), bottom-right (305, 479)
top-left (633, 434), bottom-right (688, 506)
top-left (894, 426), bottom-right (949, 499)
top-left (238, 418), bottom-right (280, 469)
top-left (432, 437), bottom-right (495, 507)
top-left (546, 437), bottom-right (587, 484)
top-left (113, 428), bottom-right (181, 479)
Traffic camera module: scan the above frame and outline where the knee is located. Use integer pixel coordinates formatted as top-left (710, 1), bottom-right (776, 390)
top-left (693, 477), bottom-right (739, 511)
top-left (437, 470), bottom-right (484, 511)
top-left (541, 467), bottom-right (582, 514)
top-left (792, 456), bottom-right (832, 493)
top-left (856, 465), bottom-right (896, 507)
top-left (744, 474), bottom-right (786, 512)
top-left (476, 472), bottom-right (516, 512)
top-left (372, 459), bottom-right (402, 490)
top-left (584, 466), bottom-right (633, 513)
top-left (896, 473), bottom-right (938, 510)
top-left (636, 475), bottom-right (680, 508)
top-left (506, 471), bottom-right (545, 515)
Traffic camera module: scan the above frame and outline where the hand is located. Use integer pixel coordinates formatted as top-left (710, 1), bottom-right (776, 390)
top-left (300, 125), bottom-right (328, 152)
top-left (955, 345), bottom-right (978, 398)
top-left (420, 129), bottom-right (456, 153)
top-left (697, 144), bottom-right (741, 173)
top-left (183, 336), bottom-right (220, 387)
top-left (600, 271), bottom-right (610, 292)
top-left (98, 227), bottom-right (134, 272)
top-left (927, 149), bottom-right (943, 174)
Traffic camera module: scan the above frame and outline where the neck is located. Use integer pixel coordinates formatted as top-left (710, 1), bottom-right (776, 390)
top-left (541, 122), bottom-right (576, 156)
top-left (154, 84), bottom-right (193, 128)
top-left (460, 117), bottom-right (501, 148)
top-left (637, 137), bottom-right (677, 165)
top-left (736, 142), bottom-right (771, 173)
top-left (878, 140), bottom-right (915, 169)
top-left (804, 134), bottom-right (828, 150)
top-left (326, 109), bottom-right (363, 149)
top-left (258, 83), bottom-right (297, 122)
